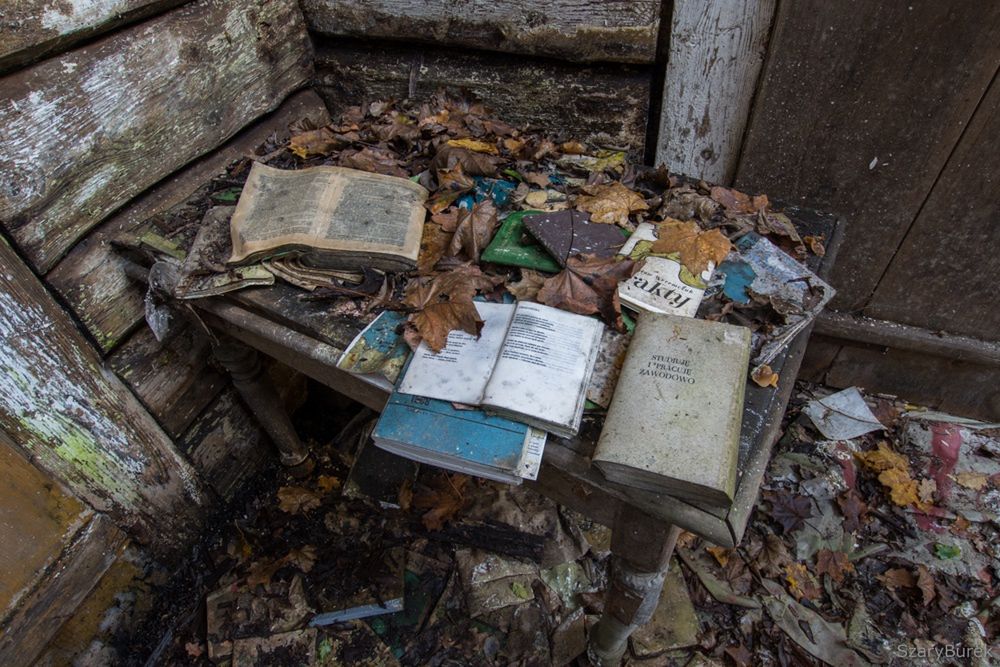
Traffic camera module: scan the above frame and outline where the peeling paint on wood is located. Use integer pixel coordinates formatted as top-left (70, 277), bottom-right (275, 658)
top-left (654, 0), bottom-right (775, 183)
top-left (47, 90), bottom-right (330, 353)
top-left (302, 0), bottom-right (660, 64)
top-left (0, 237), bottom-right (208, 549)
top-left (314, 41), bottom-right (650, 154)
top-left (0, 0), bottom-right (313, 273)
top-left (0, 0), bottom-right (189, 73)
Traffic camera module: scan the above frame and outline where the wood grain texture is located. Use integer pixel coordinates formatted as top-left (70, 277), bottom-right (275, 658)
top-left (47, 90), bottom-right (330, 353)
top-left (654, 0), bottom-right (775, 183)
top-left (0, 0), bottom-right (313, 273)
top-left (181, 389), bottom-right (270, 500)
top-left (302, 0), bottom-right (660, 64)
top-left (0, 0), bottom-right (188, 73)
top-left (865, 72), bottom-right (1000, 340)
top-left (109, 325), bottom-right (226, 439)
top-left (0, 237), bottom-right (208, 550)
top-left (0, 514), bottom-right (125, 666)
top-left (0, 434), bottom-right (88, 615)
top-left (314, 40), bottom-right (650, 154)
top-left (735, 1), bottom-right (1000, 310)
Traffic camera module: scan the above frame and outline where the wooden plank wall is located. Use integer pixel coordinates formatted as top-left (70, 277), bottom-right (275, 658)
top-left (305, 0), bottom-right (661, 155)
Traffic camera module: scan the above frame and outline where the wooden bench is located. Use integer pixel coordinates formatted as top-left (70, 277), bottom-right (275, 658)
top-left (129, 204), bottom-right (840, 665)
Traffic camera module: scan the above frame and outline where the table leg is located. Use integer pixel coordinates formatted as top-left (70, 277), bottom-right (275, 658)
top-left (588, 505), bottom-right (682, 666)
top-left (214, 340), bottom-right (313, 474)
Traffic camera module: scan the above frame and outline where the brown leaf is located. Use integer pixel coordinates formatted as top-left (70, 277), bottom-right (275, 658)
top-left (836, 491), bottom-right (868, 533)
top-left (706, 545), bottom-right (731, 567)
top-left (709, 186), bottom-right (766, 215)
top-left (804, 235), bottom-right (826, 256)
top-left (430, 144), bottom-right (499, 176)
top-left (650, 219), bottom-right (731, 274)
top-left (277, 486), bottom-right (321, 514)
top-left (879, 567), bottom-right (915, 592)
top-left (317, 475), bottom-right (341, 493)
top-left (417, 222), bottom-right (453, 274)
top-left (397, 477), bottom-right (413, 512)
top-left (560, 140), bottom-right (587, 155)
top-left (575, 182), bottom-right (649, 225)
top-left (522, 171), bottom-right (552, 188)
top-left (404, 266), bottom-right (496, 351)
top-left (815, 549), bottom-right (854, 584)
top-left (752, 364), bottom-right (779, 388)
top-left (288, 127), bottom-right (350, 158)
top-left (537, 255), bottom-right (639, 330)
top-left (916, 565), bottom-right (936, 605)
top-left (506, 269), bottom-right (549, 301)
top-left (431, 208), bottom-right (461, 232)
top-left (338, 147), bottom-right (407, 177)
top-left (766, 490), bottom-right (813, 534)
top-left (428, 164), bottom-right (475, 213)
top-left (413, 473), bottom-right (470, 531)
top-left (784, 562), bottom-right (821, 601)
top-left (756, 211), bottom-right (802, 243)
top-left (285, 545), bottom-right (317, 573)
top-left (756, 533), bottom-right (792, 577)
top-left (724, 644), bottom-right (753, 667)
top-left (447, 199), bottom-right (499, 261)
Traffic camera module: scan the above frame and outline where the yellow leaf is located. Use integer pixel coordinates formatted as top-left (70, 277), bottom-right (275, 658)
top-left (575, 182), bottom-right (648, 226)
top-left (954, 471), bottom-right (989, 490)
top-left (878, 468), bottom-right (920, 506)
top-left (706, 545), bottom-right (731, 566)
top-left (447, 137), bottom-right (499, 155)
top-left (317, 475), bottom-right (341, 493)
top-left (752, 365), bottom-right (779, 388)
top-left (650, 219), bottom-right (731, 274)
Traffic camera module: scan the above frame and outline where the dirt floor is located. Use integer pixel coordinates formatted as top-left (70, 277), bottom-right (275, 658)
top-left (120, 379), bottom-right (1000, 667)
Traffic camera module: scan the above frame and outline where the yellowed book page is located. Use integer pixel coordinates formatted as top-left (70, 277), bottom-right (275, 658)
top-left (228, 162), bottom-right (427, 264)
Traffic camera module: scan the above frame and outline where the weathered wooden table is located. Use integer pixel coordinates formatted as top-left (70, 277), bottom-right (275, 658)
top-left (148, 206), bottom-right (840, 665)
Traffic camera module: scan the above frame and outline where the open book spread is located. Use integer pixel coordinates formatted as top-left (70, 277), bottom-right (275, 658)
top-left (593, 313), bottom-right (751, 508)
top-left (617, 222), bottom-right (712, 317)
top-left (227, 162), bottom-right (428, 271)
top-left (398, 301), bottom-right (604, 438)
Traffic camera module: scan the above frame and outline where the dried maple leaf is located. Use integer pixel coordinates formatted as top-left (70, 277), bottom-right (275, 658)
top-left (766, 490), bottom-right (813, 534)
top-left (879, 567), bottom-right (915, 592)
top-left (836, 491), bottom-right (868, 533)
top-left (537, 255), bottom-right (640, 330)
top-left (404, 266), bottom-right (496, 351)
top-left (506, 269), bottom-right (549, 302)
top-left (917, 478), bottom-right (937, 503)
top-left (784, 562), bottom-right (821, 600)
top-left (650, 219), bottom-right (731, 274)
top-left (447, 137), bottom-right (499, 155)
top-left (417, 222), bottom-right (453, 274)
top-left (413, 473), bottom-right (470, 531)
top-left (752, 364), bottom-right (779, 388)
top-left (316, 475), bottom-right (341, 493)
top-left (447, 199), bottom-right (498, 261)
top-left (575, 182), bottom-right (649, 225)
top-left (815, 549), bottom-right (854, 583)
top-left (277, 486), bottom-right (321, 513)
top-left (430, 144), bottom-right (498, 176)
top-left (709, 186), bottom-right (766, 215)
top-left (285, 545), bottom-right (317, 573)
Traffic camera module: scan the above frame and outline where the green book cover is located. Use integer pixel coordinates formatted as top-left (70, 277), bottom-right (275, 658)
top-left (481, 211), bottom-right (562, 272)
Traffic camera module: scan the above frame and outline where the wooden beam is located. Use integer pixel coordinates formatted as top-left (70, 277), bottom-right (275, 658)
top-left (0, 0), bottom-right (189, 74)
top-left (653, 0), bottom-right (776, 183)
top-left (0, 237), bottom-right (209, 550)
top-left (736, 1), bottom-right (1000, 310)
top-left (0, 514), bottom-right (126, 666)
top-left (0, 0), bottom-right (313, 273)
top-left (313, 40), bottom-right (651, 155)
top-left (47, 90), bottom-right (330, 353)
top-left (302, 0), bottom-right (660, 64)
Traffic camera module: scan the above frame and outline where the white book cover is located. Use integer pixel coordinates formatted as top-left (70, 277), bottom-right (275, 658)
top-left (618, 222), bottom-right (712, 317)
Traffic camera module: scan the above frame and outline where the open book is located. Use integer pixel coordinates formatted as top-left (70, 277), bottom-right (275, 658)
top-left (398, 301), bottom-right (604, 438)
top-left (227, 162), bottom-right (428, 271)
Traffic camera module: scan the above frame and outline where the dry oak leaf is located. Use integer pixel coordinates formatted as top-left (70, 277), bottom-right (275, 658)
top-left (752, 364), bottom-right (779, 388)
top-left (447, 199), bottom-right (499, 261)
top-left (404, 266), bottom-right (496, 352)
top-left (507, 269), bottom-right (549, 302)
top-left (815, 549), bottom-right (854, 584)
top-left (537, 255), bottom-right (640, 330)
top-left (413, 473), bottom-right (470, 531)
top-left (650, 218), bottom-right (731, 275)
top-left (575, 182), bottom-right (649, 226)
top-left (447, 137), bottom-right (500, 155)
top-left (277, 486), bottom-right (321, 513)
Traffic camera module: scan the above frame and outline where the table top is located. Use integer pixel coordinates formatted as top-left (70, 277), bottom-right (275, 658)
top-left (146, 204), bottom-right (842, 547)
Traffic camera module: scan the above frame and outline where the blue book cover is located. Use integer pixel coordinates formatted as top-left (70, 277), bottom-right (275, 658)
top-left (372, 391), bottom-right (545, 484)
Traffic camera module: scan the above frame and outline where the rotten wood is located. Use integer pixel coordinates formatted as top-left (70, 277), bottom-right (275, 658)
top-left (865, 71), bottom-right (1000, 341)
top-left (0, 0), bottom-right (313, 273)
top-left (47, 90), bottom-right (330, 353)
top-left (0, 513), bottom-right (126, 666)
top-left (109, 324), bottom-right (227, 439)
top-left (302, 0), bottom-right (660, 64)
top-left (313, 40), bottom-right (650, 154)
top-left (736, 1), bottom-right (1000, 310)
top-left (0, 237), bottom-right (208, 550)
top-left (0, 0), bottom-right (188, 74)
top-left (654, 0), bottom-right (776, 183)
top-left (181, 389), bottom-right (270, 500)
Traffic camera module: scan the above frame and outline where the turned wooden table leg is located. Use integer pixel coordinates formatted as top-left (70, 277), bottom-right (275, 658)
top-left (214, 340), bottom-right (313, 474)
top-left (588, 505), bottom-right (682, 666)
